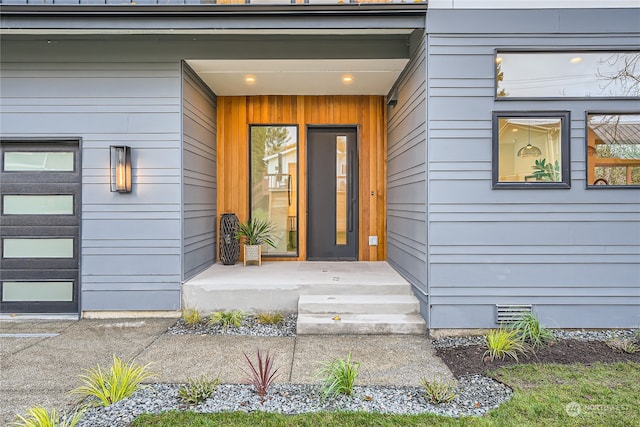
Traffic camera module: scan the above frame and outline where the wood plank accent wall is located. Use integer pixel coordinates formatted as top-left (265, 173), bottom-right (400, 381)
top-left (217, 95), bottom-right (387, 261)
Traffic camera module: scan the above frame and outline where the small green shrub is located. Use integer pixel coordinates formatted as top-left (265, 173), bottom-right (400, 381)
top-left (316, 353), bottom-right (360, 399)
top-left (606, 338), bottom-right (639, 354)
top-left (509, 313), bottom-right (555, 349)
top-left (208, 310), bottom-right (244, 330)
top-left (71, 355), bottom-right (155, 407)
top-left (242, 349), bottom-right (279, 403)
top-left (483, 329), bottom-right (527, 362)
top-left (420, 378), bottom-right (456, 404)
top-left (178, 374), bottom-right (221, 405)
top-left (256, 312), bottom-right (284, 325)
top-left (13, 406), bottom-right (84, 427)
top-left (182, 308), bottom-right (202, 326)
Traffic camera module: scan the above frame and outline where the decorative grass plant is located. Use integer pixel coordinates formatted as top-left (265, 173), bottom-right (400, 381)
top-left (71, 355), bottom-right (155, 407)
top-left (316, 352), bottom-right (360, 399)
top-left (182, 308), bottom-right (202, 326)
top-left (256, 312), bottom-right (284, 325)
top-left (235, 218), bottom-right (276, 247)
top-left (208, 310), bottom-right (244, 331)
top-left (13, 406), bottom-right (84, 427)
top-left (483, 329), bottom-right (527, 362)
top-left (606, 338), bottom-right (639, 354)
top-left (242, 349), bottom-right (280, 403)
top-left (509, 313), bottom-right (555, 349)
top-left (420, 378), bottom-right (456, 404)
top-left (178, 374), bottom-right (221, 405)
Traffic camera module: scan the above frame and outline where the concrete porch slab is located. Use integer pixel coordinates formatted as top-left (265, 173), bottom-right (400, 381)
top-left (182, 261), bottom-right (413, 313)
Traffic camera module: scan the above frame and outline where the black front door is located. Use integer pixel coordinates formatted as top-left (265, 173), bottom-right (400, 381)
top-left (307, 127), bottom-right (358, 260)
top-left (0, 141), bottom-right (81, 314)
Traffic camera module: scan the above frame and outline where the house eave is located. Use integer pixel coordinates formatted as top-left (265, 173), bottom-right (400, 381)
top-left (0, 4), bottom-right (427, 32)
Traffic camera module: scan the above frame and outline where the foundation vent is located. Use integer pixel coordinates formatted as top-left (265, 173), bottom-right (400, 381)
top-left (495, 304), bottom-right (532, 324)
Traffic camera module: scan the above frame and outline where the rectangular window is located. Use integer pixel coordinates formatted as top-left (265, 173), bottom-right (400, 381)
top-left (2, 281), bottom-right (73, 302)
top-left (3, 152), bottom-right (74, 171)
top-left (587, 113), bottom-right (640, 188)
top-left (336, 135), bottom-right (347, 246)
top-left (3, 238), bottom-right (74, 258)
top-left (249, 125), bottom-right (298, 256)
top-left (493, 112), bottom-right (570, 188)
top-left (2, 195), bottom-right (74, 215)
top-left (496, 51), bottom-right (639, 98)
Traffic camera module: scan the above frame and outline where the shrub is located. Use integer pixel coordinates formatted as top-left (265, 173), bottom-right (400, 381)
top-left (242, 349), bottom-right (279, 403)
top-left (13, 406), bottom-right (84, 427)
top-left (182, 308), bottom-right (202, 326)
top-left (178, 374), bottom-right (221, 405)
top-left (256, 312), bottom-right (284, 325)
top-left (606, 338), bottom-right (639, 354)
top-left (71, 355), bottom-right (155, 407)
top-left (208, 310), bottom-right (244, 330)
top-left (483, 329), bottom-right (527, 362)
top-left (420, 378), bottom-right (456, 404)
top-left (509, 313), bottom-right (555, 349)
top-left (316, 352), bottom-right (360, 399)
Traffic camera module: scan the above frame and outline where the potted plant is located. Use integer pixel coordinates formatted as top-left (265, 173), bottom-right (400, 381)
top-left (235, 218), bottom-right (276, 266)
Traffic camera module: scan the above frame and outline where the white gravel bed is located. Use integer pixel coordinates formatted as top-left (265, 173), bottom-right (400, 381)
top-left (77, 376), bottom-right (512, 426)
top-left (167, 314), bottom-right (297, 337)
top-left (432, 329), bottom-right (638, 349)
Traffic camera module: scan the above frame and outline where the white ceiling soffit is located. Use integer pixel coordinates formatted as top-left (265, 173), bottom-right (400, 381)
top-left (187, 59), bottom-right (410, 96)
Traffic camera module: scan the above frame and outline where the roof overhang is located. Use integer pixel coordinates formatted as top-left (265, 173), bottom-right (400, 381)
top-left (0, 4), bottom-right (426, 33)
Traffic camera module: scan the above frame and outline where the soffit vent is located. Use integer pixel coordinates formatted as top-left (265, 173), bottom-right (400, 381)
top-left (495, 304), bottom-right (532, 325)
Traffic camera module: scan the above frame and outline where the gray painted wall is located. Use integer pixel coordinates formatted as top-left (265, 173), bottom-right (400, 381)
top-left (0, 41), bottom-right (183, 311)
top-left (386, 31), bottom-right (429, 320)
top-left (426, 8), bottom-right (640, 329)
top-left (182, 64), bottom-right (217, 281)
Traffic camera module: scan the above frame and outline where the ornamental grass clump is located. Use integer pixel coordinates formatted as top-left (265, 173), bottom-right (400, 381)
top-left (208, 310), bottom-right (244, 331)
top-left (483, 328), bottom-right (527, 362)
top-left (13, 406), bottom-right (84, 427)
top-left (178, 374), bottom-right (221, 405)
top-left (182, 307), bottom-right (202, 326)
top-left (509, 313), bottom-right (555, 349)
top-left (71, 355), bottom-right (155, 407)
top-left (316, 352), bottom-right (360, 399)
top-left (606, 337), bottom-right (639, 354)
top-left (256, 311), bottom-right (284, 325)
top-left (242, 349), bottom-right (280, 403)
top-left (420, 378), bottom-right (456, 404)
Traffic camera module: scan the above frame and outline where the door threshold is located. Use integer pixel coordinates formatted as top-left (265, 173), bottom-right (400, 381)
top-left (0, 313), bottom-right (79, 321)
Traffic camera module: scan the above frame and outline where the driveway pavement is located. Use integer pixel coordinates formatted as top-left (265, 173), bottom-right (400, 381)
top-left (0, 318), bottom-right (453, 424)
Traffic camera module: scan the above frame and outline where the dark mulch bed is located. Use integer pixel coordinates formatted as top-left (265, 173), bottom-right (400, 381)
top-left (437, 340), bottom-right (640, 378)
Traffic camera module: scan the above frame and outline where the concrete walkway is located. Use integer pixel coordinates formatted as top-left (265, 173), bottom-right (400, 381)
top-left (0, 318), bottom-right (453, 424)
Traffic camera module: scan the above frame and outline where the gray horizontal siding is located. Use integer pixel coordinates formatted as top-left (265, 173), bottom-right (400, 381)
top-left (426, 8), bottom-right (640, 329)
top-left (182, 64), bottom-right (217, 281)
top-left (387, 31), bottom-right (428, 309)
top-left (0, 46), bottom-right (183, 311)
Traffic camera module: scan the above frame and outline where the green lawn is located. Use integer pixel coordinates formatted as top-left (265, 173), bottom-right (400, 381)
top-left (132, 362), bottom-right (640, 427)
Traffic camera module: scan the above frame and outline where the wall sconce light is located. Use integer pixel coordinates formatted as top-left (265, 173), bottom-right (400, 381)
top-left (110, 145), bottom-right (132, 193)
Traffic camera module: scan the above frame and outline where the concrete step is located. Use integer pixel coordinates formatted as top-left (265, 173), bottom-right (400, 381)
top-left (297, 313), bottom-right (426, 335)
top-left (302, 283), bottom-right (415, 296)
top-left (298, 294), bottom-right (419, 315)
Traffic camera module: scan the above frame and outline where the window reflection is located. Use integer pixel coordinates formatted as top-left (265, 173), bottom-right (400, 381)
top-left (588, 114), bottom-right (640, 187)
top-left (496, 52), bottom-right (640, 98)
top-left (250, 125), bottom-right (298, 255)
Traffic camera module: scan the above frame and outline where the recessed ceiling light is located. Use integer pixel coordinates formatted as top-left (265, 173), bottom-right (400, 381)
top-left (244, 75), bottom-right (256, 85)
top-left (512, 128), bottom-right (518, 132)
top-left (570, 57), bottom-right (583, 64)
top-left (342, 74), bottom-right (353, 84)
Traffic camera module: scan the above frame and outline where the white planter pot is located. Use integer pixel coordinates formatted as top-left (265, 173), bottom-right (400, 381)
top-left (243, 244), bottom-right (262, 266)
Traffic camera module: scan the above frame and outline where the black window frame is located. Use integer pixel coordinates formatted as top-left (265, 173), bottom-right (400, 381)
top-left (492, 111), bottom-right (571, 189)
top-left (494, 49), bottom-right (640, 101)
top-left (585, 111), bottom-right (640, 189)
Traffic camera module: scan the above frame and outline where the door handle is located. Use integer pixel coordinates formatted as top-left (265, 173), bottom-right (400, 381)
top-left (348, 154), bottom-right (354, 232)
top-left (287, 174), bottom-right (292, 206)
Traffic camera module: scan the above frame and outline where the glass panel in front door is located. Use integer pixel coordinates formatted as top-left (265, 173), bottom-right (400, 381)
top-left (336, 136), bottom-right (347, 245)
top-left (250, 125), bottom-right (298, 256)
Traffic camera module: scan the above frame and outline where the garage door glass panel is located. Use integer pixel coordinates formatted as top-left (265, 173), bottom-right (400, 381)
top-left (4, 152), bottom-right (74, 171)
top-left (2, 282), bottom-right (74, 302)
top-left (3, 238), bottom-right (74, 258)
top-left (3, 195), bottom-right (74, 215)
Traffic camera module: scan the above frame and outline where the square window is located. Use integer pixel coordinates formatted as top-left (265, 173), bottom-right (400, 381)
top-left (493, 112), bottom-right (571, 188)
top-left (587, 113), bottom-right (640, 188)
